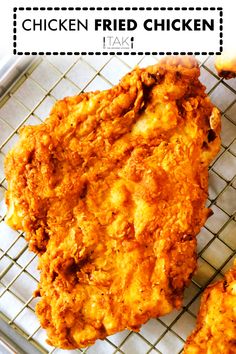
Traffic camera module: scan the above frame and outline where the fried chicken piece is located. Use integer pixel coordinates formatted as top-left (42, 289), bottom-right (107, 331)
top-left (215, 52), bottom-right (236, 79)
top-left (4, 57), bottom-right (221, 349)
top-left (184, 261), bottom-right (236, 354)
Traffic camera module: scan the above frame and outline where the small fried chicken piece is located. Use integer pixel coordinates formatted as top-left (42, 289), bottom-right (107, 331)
top-left (215, 52), bottom-right (236, 79)
top-left (184, 261), bottom-right (236, 354)
top-left (4, 57), bottom-right (221, 349)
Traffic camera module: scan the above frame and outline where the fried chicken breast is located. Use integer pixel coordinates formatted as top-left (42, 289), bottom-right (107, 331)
top-left (4, 57), bottom-right (221, 349)
top-left (184, 261), bottom-right (236, 354)
top-left (215, 52), bottom-right (236, 79)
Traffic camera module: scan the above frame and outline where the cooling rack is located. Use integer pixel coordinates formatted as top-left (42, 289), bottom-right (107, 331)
top-left (0, 55), bottom-right (235, 354)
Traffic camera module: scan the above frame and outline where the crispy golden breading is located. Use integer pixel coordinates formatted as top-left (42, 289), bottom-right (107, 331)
top-left (215, 52), bottom-right (236, 79)
top-left (184, 261), bottom-right (236, 354)
top-left (5, 57), bottom-right (221, 349)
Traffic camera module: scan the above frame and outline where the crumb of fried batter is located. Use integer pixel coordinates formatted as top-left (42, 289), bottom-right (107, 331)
top-left (215, 52), bottom-right (236, 79)
top-left (4, 56), bottom-right (221, 349)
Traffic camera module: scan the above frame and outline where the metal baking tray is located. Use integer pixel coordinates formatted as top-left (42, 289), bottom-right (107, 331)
top-left (0, 55), bottom-right (235, 354)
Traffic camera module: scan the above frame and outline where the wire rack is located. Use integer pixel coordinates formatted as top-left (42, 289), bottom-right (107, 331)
top-left (0, 55), bottom-right (235, 354)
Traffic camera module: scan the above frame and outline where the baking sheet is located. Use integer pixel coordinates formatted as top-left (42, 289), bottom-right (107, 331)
top-left (0, 55), bottom-right (235, 354)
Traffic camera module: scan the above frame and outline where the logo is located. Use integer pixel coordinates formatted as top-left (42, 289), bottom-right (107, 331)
top-left (103, 36), bottom-right (134, 50)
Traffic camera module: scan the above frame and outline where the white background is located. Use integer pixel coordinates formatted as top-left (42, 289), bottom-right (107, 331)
top-left (15, 8), bottom-right (221, 54)
top-left (0, 0), bottom-right (235, 57)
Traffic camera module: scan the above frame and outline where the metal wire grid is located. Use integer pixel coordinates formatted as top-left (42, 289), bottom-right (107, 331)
top-left (0, 54), bottom-right (235, 354)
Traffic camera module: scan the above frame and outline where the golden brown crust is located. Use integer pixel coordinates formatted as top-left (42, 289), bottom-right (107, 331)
top-left (184, 261), bottom-right (236, 354)
top-left (215, 52), bottom-right (236, 79)
top-left (4, 57), bottom-right (221, 349)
